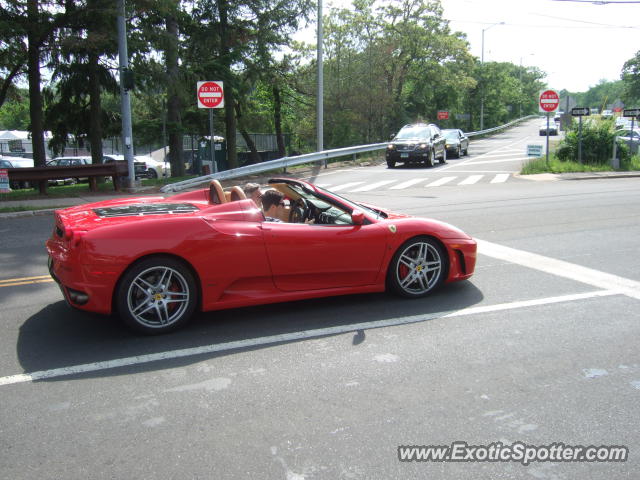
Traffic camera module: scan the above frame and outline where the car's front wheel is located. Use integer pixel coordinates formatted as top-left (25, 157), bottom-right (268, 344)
top-left (387, 159), bottom-right (396, 169)
top-left (387, 236), bottom-right (446, 298)
top-left (116, 256), bottom-right (198, 334)
top-left (426, 150), bottom-right (435, 167)
top-left (147, 168), bottom-right (158, 179)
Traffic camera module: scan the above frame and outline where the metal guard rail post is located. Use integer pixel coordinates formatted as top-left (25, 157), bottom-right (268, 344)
top-left (161, 115), bottom-right (538, 193)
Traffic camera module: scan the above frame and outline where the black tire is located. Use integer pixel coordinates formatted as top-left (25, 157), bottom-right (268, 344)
top-left (148, 168), bottom-right (158, 179)
top-left (387, 236), bottom-right (447, 298)
top-left (426, 150), bottom-right (435, 167)
top-left (439, 148), bottom-right (447, 164)
top-left (116, 256), bottom-right (198, 334)
top-left (455, 146), bottom-right (461, 158)
top-left (387, 159), bottom-right (396, 169)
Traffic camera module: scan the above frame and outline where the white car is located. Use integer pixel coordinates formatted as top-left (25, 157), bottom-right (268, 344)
top-left (134, 155), bottom-right (171, 179)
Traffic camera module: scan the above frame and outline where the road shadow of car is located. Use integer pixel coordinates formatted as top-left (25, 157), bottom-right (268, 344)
top-left (16, 280), bottom-right (484, 382)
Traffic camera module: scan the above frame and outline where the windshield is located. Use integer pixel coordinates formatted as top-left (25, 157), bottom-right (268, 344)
top-left (313, 185), bottom-right (385, 220)
top-left (443, 130), bottom-right (459, 140)
top-left (395, 126), bottom-right (430, 140)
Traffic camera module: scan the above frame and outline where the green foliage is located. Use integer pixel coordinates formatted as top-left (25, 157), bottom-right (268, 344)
top-left (555, 119), bottom-right (630, 165)
top-left (0, 93), bottom-right (30, 129)
top-left (521, 156), bottom-right (615, 175)
top-left (621, 50), bottom-right (640, 104)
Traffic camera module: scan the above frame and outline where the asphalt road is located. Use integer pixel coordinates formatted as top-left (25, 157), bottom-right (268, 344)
top-left (1, 119), bottom-right (639, 479)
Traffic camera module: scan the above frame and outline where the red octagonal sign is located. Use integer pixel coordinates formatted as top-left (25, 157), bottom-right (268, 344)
top-left (539, 89), bottom-right (559, 113)
top-left (197, 81), bottom-right (224, 109)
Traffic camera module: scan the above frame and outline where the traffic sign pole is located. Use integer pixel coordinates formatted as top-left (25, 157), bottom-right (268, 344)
top-left (209, 109), bottom-right (217, 173)
top-left (546, 114), bottom-right (550, 167)
top-left (197, 81), bottom-right (225, 174)
top-left (539, 90), bottom-right (560, 167)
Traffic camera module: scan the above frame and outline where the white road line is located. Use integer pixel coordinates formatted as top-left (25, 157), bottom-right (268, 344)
top-left (0, 290), bottom-right (619, 387)
top-left (389, 178), bottom-right (428, 190)
top-left (427, 176), bottom-right (456, 187)
top-left (477, 238), bottom-right (640, 300)
top-left (329, 182), bottom-right (365, 192)
top-left (462, 157), bottom-right (531, 166)
top-left (490, 174), bottom-right (510, 183)
top-left (458, 175), bottom-right (484, 185)
top-left (350, 180), bottom-right (397, 192)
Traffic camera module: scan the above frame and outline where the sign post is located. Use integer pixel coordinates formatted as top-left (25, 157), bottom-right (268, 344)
top-left (197, 81), bottom-right (225, 174)
top-left (571, 107), bottom-right (591, 164)
top-left (539, 90), bottom-right (560, 166)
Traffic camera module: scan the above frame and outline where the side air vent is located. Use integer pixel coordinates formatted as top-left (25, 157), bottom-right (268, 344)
top-left (93, 203), bottom-right (199, 218)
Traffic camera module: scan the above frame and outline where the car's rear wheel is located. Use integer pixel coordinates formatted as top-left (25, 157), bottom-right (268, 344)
top-left (387, 236), bottom-right (446, 298)
top-left (116, 256), bottom-right (198, 334)
top-left (439, 148), bottom-right (447, 164)
top-left (147, 168), bottom-right (158, 179)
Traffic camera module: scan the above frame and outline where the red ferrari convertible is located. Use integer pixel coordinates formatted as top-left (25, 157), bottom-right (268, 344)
top-left (47, 178), bottom-right (476, 334)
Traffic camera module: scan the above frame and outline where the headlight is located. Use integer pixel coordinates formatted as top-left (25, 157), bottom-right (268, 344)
top-left (387, 144), bottom-right (395, 150)
top-left (418, 143), bottom-right (428, 149)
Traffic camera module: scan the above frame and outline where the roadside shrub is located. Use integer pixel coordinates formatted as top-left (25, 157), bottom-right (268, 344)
top-left (556, 119), bottom-right (630, 165)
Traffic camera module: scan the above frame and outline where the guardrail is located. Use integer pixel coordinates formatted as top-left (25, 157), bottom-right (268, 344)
top-left (161, 115), bottom-right (538, 193)
top-left (7, 162), bottom-right (130, 193)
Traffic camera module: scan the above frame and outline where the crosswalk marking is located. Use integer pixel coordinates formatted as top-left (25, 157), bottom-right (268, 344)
top-left (388, 178), bottom-right (428, 190)
top-left (330, 182), bottom-right (365, 192)
top-left (458, 174), bottom-right (483, 185)
top-left (350, 180), bottom-right (397, 192)
top-left (318, 174), bottom-right (515, 193)
top-left (426, 176), bottom-right (457, 187)
top-left (490, 173), bottom-right (510, 183)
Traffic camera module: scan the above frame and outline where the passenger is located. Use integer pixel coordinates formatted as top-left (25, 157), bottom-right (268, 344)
top-left (261, 189), bottom-right (286, 222)
top-left (242, 183), bottom-right (262, 205)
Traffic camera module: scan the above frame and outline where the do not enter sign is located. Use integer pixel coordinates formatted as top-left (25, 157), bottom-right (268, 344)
top-left (197, 81), bottom-right (224, 109)
top-left (539, 90), bottom-right (559, 113)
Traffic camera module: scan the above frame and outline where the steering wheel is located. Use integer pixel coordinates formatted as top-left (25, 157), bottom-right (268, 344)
top-left (289, 198), bottom-right (311, 223)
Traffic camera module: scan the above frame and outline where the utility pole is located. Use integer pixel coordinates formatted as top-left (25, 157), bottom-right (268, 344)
top-left (117, 0), bottom-right (135, 188)
top-left (317, 0), bottom-right (323, 155)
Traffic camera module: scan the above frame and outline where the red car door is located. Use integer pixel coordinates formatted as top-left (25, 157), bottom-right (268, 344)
top-left (261, 222), bottom-right (388, 292)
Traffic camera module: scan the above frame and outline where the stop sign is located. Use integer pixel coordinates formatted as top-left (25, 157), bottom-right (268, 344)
top-left (539, 90), bottom-right (559, 113)
top-left (197, 81), bottom-right (224, 109)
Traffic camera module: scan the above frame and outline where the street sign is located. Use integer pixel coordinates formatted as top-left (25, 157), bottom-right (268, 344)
top-left (0, 169), bottom-right (10, 193)
top-left (437, 111), bottom-right (449, 120)
top-left (197, 81), bottom-right (224, 109)
top-left (539, 90), bottom-right (560, 113)
top-left (571, 107), bottom-right (590, 117)
top-left (526, 144), bottom-right (543, 157)
top-left (623, 108), bottom-right (640, 118)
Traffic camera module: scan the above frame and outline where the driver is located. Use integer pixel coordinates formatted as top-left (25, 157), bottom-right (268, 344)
top-left (261, 189), bottom-right (286, 222)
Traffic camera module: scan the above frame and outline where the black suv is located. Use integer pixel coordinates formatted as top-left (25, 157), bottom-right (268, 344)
top-left (386, 123), bottom-right (446, 168)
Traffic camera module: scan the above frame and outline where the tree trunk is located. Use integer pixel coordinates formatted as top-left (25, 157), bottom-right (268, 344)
top-left (166, 9), bottom-right (184, 176)
top-left (273, 85), bottom-right (286, 157)
top-left (218, 0), bottom-right (237, 169)
top-left (235, 102), bottom-right (260, 164)
top-left (26, 0), bottom-right (47, 194)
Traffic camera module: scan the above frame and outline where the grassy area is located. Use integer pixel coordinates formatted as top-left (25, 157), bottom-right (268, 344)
top-left (521, 155), bottom-right (640, 175)
top-left (0, 175), bottom-right (198, 202)
top-left (0, 204), bottom-right (70, 213)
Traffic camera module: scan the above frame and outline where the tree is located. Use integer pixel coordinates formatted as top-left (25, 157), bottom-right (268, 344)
top-left (621, 51), bottom-right (640, 104)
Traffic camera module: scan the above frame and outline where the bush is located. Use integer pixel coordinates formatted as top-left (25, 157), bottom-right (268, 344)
top-left (556, 119), bottom-right (630, 165)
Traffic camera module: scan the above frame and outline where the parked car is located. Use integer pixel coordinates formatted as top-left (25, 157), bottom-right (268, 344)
top-left (102, 154), bottom-right (147, 179)
top-left (47, 156), bottom-right (92, 185)
top-left (539, 120), bottom-right (558, 136)
top-left (0, 155), bottom-right (33, 189)
top-left (441, 129), bottom-right (469, 158)
top-left (46, 177), bottom-right (477, 334)
top-left (134, 155), bottom-right (171, 179)
top-left (616, 128), bottom-right (640, 153)
top-left (602, 109), bottom-right (613, 119)
top-left (386, 123), bottom-right (446, 168)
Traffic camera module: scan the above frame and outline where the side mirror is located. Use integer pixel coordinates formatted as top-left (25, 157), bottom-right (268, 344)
top-left (389, 133), bottom-right (395, 140)
top-left (351, 209), bottom-right (365, 225)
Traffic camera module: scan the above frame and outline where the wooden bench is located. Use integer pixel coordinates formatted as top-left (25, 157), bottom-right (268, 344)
top-left (6, 162), bottom-right (131, 193)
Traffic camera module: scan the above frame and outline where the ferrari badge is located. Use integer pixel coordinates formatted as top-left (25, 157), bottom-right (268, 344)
top-left (389, 225), bottom-right (397, 234)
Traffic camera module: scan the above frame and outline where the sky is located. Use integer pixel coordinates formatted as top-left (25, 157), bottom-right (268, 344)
top-left (313, 0), bottom-right (640, 93)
